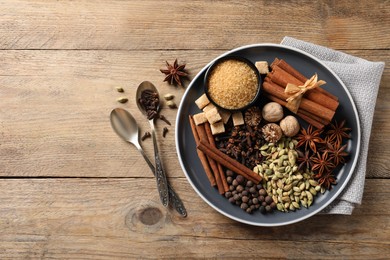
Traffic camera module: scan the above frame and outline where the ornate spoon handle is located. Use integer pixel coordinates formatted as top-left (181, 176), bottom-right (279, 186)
top-left (149, 120), bottom-right (169, 207)
top-left (135, 143), bottom-right (187, 217)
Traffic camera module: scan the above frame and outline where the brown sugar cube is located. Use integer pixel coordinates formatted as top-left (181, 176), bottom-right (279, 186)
top-left (202, 102), bottom-right (216, 112)
top-left (255, 61), bottom-right (269, 74)
top-left (195, 94), bottom-right (210, 110)
top-left (210, 121), bottom-right (225, 135)
top-left (219, 109), bottom-right (231, 124)
top-left (193, 112), bottom-right (208, 125)
top-left (232, 112), bottom-right (245, 126)
top-left (205, 107), bottom-right (222, 124)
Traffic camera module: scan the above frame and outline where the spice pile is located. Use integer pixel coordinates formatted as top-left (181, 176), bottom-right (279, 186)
top-left (188, 57), bottom-right (352, 215)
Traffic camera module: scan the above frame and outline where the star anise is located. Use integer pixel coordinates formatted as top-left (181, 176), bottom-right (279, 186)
top-left (325, 120), bottom-right (351, 148)
top-left (160, 59), bottom-right (188, 87)
top-left (296, 125), bottom-right (324, 153)
top-left (317, 172), bottom-right (337, 190)
top-left (297, 150), bottom-right (314, 171)
top-left (311, 151), bottom-right (335, 178)
top-left (328, 143), bottom-right (349, 166)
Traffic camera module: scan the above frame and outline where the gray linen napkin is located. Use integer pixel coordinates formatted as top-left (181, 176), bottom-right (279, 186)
top-left (281, 37), bottom-right (385, 214)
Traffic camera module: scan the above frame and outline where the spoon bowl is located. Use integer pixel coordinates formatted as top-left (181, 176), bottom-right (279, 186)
top-left (136, 81), bottom-right (161, 116)
top-left (110, 108), bottom-right (139, 145)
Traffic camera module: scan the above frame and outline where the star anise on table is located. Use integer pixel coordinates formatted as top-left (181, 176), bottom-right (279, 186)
top-left (311, 151), bottom-right (335, 178)
top-left (325, 119), bottom-right (351, 148)
top-left (160, 59), bottom-right (188, 87)
top-left (296, 125), bottom-right (324, 153)
top-left (297, 150), bottom-right (314, 171)
top-left (317, 172), bottom-right (337, 190)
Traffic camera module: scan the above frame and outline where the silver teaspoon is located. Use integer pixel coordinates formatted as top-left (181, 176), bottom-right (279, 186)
top-left (136, 82), bottom-right (169, 207)
top-left (110, 108), bottom-right (186, 217)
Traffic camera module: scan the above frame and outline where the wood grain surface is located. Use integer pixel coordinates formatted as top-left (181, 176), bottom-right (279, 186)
top-left (0, 0), bottom-right (389, 259)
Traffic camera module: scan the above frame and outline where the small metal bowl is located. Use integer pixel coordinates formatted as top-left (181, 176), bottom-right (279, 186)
top-left (204, 56), bottom-right (262, 112)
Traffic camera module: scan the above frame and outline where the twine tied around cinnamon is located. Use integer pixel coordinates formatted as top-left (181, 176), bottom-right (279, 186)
top-left (284, 74), bottom-right (326, 113)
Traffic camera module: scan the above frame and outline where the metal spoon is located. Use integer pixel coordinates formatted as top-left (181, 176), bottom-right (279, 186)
top-left (110, 108), bottom-right (187, 217)
top-left (136, 81), bottom-right (169, 207)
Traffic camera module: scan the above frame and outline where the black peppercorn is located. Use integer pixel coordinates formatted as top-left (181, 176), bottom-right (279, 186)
top-left (240, 203), bottom-right (248, 210)
top-left (265, 196), bottom-right (273, 204)
top-left (236, 185), bottom-right (244, 193)
top-left (259, 189), bottom-right (267, 196)
top-left (226, 170), bottom-right (233, 177)
top-left (236, 175), bottom-right (245, 184)
top-left (260, 205), bottom-right (266, 214)
top-left (246, 181), bottom-right (253, 187)
top-left (242, 196), bottom-right (249, 203)
top-left (249, 187), bottom-right (256, 194)
top-left (225, 191), bottom-right (232, 198)
top-left (227, 176), bottom-right (233, 184)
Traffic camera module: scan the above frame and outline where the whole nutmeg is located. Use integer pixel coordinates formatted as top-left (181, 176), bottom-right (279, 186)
top-left (261, 123), bottom-right (283, 143)
top-left (280, 115), bottom-right (300, 137)
top-left (262, 102), bottom-right (284, 122)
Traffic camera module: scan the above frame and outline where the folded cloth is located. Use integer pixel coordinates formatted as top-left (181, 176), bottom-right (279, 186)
top-left (281, 37), bottom-right (385, 214)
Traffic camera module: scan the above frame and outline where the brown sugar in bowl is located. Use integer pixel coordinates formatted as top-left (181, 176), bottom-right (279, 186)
top-left (204, 56), bottom-right (262, 111)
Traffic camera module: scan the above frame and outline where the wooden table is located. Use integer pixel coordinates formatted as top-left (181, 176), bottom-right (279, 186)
top-left (0, 1), bottom-right (389, 258)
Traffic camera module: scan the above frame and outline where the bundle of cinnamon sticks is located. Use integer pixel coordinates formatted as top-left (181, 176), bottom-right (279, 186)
top-left (262, 58), bottom-right (339, 129)
top-left (189, 116), bottom-right (261, 194)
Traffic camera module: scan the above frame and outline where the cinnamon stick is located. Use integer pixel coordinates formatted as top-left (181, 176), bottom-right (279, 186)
top-left (189, 116), bottom-right (216, 186)
top-left (205, 122), bottom-right (229, 192)
top-left (268, 65), bottom-right (339, 111)
top-left (197, 123), bottom-right (224, 194)
top-left (271, 58), bottom-right (338, 101)
top-left (265, 94), bottom-right (325, 129)
top-left (262, 80), bottom-right (335, 122)
top-left (197, 140), bottom-right (262, 184)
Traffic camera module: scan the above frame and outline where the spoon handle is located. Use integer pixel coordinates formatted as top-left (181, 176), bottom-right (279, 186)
top-left (149, 120), bottom-right (169, 207)
top-left (135, 143), bottom-right (187, 217)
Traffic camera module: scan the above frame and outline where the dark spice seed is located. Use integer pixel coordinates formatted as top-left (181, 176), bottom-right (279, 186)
top-left (236, 175), bottom-right (245, 184)
top-left (259, 189), bottom-right (267, 196)
top-left (225, 192), bottom-right (232, 198)
top-left (260, 205), bottom-right (266, 214)
top-left (265, 205), bottom-right (272, 212)
top-left (232, 180), bottom-right (238, 187)
top-left (159, 114), bottom-right (171, 126)
top-left (141, 132), bottom-right (151, 141)
top-left (226, 170), bottom-right (234, 177)
top-left (229, 197), bottom-right (235, 204)
top-left (236, 185), bottom-right (244, 193)
top-left (227, 177), bottom-right (233, 184)
top-left (246, 181), bottom-right (253, 187)
top-left (162, 127), bottom-right (169, 138)
top-left (242, 196), bottom-right (249, 203)
top-left (240, 203), bottom-right (248, 210)
top-left (229, 185), bottom-right (235, 192)
top-left (242, 190), bottom-right (248, 196)
top-left (265, 196), bottom-right (273, 204)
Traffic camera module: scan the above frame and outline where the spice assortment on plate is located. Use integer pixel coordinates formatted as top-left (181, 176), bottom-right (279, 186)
top-left (189, 56), bottom-right (352, 215)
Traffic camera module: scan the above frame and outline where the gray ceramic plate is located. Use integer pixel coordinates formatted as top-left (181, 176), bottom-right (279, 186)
top-left (175, 44), bottom-right (361, 226)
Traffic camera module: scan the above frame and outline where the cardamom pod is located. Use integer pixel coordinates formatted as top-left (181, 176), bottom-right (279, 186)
top-left (117, 97), bottom-right (128, 103)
